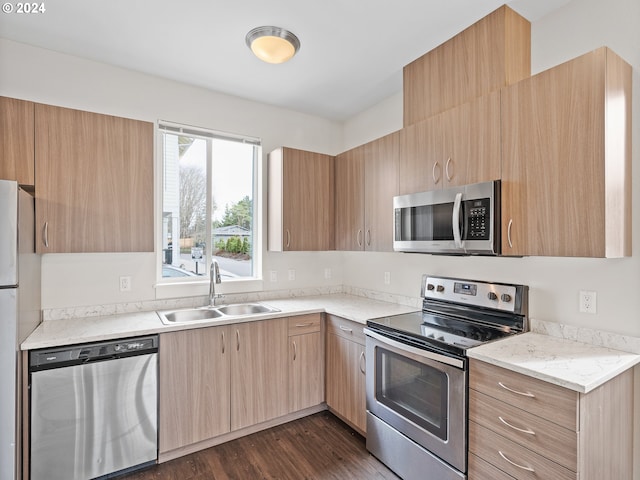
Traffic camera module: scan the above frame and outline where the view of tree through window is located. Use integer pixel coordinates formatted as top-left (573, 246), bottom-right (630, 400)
top-left (160, 124), bottom-right (259, 280)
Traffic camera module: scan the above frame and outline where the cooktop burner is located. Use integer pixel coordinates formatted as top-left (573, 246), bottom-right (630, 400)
top-left (366, 275), bottom-right (528, 357)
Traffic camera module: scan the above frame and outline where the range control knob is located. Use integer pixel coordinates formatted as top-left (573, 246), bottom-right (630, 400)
top-left (436, 285), bottom-right (445, 292)
top-left (427, 283), bottom-right (435, 291)
top-left (501, 293), bottom-right (512, 303)
top-left (487, 292), bottom-right (498, 301)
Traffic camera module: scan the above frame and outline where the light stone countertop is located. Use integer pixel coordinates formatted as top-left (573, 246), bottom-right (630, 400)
top-left (467, 331), bottom-right (640, 394)
top-left (21, 293), bottom-right (419, 350)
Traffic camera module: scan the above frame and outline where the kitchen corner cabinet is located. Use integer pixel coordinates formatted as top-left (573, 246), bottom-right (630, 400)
top-left (403, 5), bottom-right (530, 127)
top-left (335, 131), bottom-right (399, 251)
top-left (0, 97), bottom-right (35, 186)
top-left (287, 314), bottom-right (324, 413)
top-left (501, 47), bottom-right (632, 257)
top-left (325, 315), bottom-right (366, 433)
top-left (34, 104), bottom-right (154, 253)
top-left (399, 91), bottom-right (500, 195)
top-left (268, 147), bottom-right (335, 251)
top-left (159, 325), bottom-right (230, 454)
top-left (469, 359), bottom-right (633, 480)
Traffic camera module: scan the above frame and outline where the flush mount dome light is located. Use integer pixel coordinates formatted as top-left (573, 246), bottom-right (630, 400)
top-left (246, 26), bottom-right (300, 64)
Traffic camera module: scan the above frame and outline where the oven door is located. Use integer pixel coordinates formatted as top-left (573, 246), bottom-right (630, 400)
top-left (364, 328), bottom-right (467, 473)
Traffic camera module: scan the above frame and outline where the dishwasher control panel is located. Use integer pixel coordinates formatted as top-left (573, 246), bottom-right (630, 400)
top-left (29, 335), bottom-right (158, 371)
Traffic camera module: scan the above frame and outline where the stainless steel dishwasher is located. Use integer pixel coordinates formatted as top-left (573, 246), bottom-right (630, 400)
top-left (29, 335), bottom-right (158, 480)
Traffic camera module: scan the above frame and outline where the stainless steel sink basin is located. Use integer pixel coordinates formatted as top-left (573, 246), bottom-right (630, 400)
top-left (215, 303), bottom-right (279, 316)
top-left (157, 302), bottom-right (280, 325)
top-left (159, 307), bottom-right (224, 324)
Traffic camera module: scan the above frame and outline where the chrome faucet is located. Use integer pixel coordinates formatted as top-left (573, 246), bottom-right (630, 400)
top-left (209, 259), bottom-right (223, 306)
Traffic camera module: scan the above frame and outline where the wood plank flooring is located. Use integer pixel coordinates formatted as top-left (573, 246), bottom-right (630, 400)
top-left (118, 412), bottom-right (399, 480)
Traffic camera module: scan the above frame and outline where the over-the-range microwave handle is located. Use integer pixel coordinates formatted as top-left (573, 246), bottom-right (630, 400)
top-left (452, 192), bottom-right (463, 249)
top-left (364, 328), bottom-right (464, 369)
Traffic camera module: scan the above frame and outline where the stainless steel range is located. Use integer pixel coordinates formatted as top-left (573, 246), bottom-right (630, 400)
top-left (364, 275), bottom-right (528, 480)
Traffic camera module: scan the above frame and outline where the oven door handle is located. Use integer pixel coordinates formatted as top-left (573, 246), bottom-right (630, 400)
top-left (364, 328), bottom-right (464, 369)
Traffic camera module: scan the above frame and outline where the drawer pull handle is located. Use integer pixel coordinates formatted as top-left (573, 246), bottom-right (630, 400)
top-left (498, 416), bottom-right (536, 435)
top-left (295, 322), bottom-right (314, 328)
top-left (498, 382), bottom-right (535, 398)
top-left (498, 451), bottom-right (535, 473)
top-left (339, 326), bottom-right (353, 333)
top-left (359, 351), bottom-right (366, 374)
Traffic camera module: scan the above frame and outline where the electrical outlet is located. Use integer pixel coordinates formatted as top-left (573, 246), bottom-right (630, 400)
top-left (384, 272), bottom-right (391, 285)
top-left (119, 276), bottom-right (132, 292)
top-left (288, 269), bottom-right (296, 281)
top-left (324, 268), bottom-right (332, 279)
top-left (269, 271), bottom-right (277, 282)
top-left (579, 290), bottom-right (597, 314)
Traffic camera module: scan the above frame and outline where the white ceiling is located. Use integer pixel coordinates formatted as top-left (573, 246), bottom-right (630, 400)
top-left (0, 0), bottom-right (570, 121)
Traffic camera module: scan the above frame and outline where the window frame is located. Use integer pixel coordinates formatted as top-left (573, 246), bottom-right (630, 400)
top-left (154, 120), bottom-right (263, 299)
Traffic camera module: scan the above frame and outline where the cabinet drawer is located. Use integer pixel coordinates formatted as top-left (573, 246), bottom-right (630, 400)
top-left (470, 422), bottom-right (576, 480)
top-left (470, 360), bottom-right (578, 430)
top-left (326, 315), bottom-right (365, 345)
top-left (287, 314), bottom-right (321, 335)
top-left (470, 390), bottom-right (577, 471)
top-left (469, 453), bottom-right (514, 480)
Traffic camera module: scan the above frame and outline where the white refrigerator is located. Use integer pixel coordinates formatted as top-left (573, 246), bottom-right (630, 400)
top-left (0, 180), bottom-right (41, 480)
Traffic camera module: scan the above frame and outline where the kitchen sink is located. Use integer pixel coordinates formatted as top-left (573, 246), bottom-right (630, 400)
top-left (214, 303), bottom-right (279, 316)
top-left (157, 303), bottom-right (280, 325)
top-left (159, 308), bottom-right (224, 324)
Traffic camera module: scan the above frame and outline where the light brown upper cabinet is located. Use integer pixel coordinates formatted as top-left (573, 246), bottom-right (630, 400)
top-left (403, 5), bottom-right (530, 127)
top-left (501, 47), bottom-right (632, 257)
top-left (399, 91), bottom-right (501, 195)
top-left (335, 132), bottom-right (399, 251)
top-left (268, 147), bottom-right (335, 251)
top-left (35, 104), bottom-right (154, 253)
top-left (0, 97), bottom-right (35, 186)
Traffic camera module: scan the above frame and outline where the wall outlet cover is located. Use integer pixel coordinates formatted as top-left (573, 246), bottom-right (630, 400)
top-left (119, 276), bottom-right (132, 292)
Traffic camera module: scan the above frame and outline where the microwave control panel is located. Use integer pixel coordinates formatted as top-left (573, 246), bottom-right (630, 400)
top-left (465, 198), bottom-right (490, 240)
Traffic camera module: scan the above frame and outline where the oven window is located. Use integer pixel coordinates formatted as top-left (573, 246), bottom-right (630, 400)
top-left (375, 349), bottom-right (448, 441)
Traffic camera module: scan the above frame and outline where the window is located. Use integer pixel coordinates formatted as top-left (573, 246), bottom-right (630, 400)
top-left (159, 122), bottom-right (260, 282)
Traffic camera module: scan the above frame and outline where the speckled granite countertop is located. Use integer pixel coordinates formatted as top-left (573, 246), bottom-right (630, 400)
top-left (21, 294), bottom-right (419, 350)
top-left (467, 332), bottom-right (640, 393)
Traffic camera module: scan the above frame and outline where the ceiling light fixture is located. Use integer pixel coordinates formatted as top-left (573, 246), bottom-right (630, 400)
top-left (245, 26), bottom-right (300, 64)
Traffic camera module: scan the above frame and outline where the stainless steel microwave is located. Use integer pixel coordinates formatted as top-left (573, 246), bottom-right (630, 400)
top-left (393, 180), bottom-right (500, 255)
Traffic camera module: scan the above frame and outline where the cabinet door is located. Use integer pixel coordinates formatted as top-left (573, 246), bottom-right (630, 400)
top-left (231, 318), bottom-right (288, 430)
top-left (34, 104), bottom-right (153, 253)
top-left (326, 333), bottom-right (366, 433)
top-left (283, 147), bottom-right (335, 251)
top-left (289, 332), bottom-right (324, 412)
top-left (501, 47), bottom-right (631, 257)
top-left (0, 97), bottom-right (35, 186)
top-left (403, 5), bottom-right (530, 126)
top-left (364, 131), bottom-right (399, 251)
top-left (399, 116), bottom-right (442, 195)
top-left (335, 146), bottom-right (365, 250)
top-left (159, 326), bottom-right (230, 453)
top-left (441, 91), bottom-right (501, 188)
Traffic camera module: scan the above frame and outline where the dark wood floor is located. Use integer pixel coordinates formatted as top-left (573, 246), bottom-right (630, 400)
top-left (118, 412), bottom-right (399, 480)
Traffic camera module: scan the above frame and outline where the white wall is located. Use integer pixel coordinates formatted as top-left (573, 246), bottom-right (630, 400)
top-left (341, 0), bottom-right (640, 337)
top-left (0, 38), bottom-right (345, 309)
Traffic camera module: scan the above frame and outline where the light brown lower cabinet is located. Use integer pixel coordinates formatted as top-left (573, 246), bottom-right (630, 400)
top-left (159, 314), bottom-right (324, 461)
top-left (468, 359), bottom-right (633, 480)
top-left (288, 314), bottom-right (324, 413)
top-left (159, 325), bottom-right (230, 453)
top-left (325, 315), bottom-right (366, 433)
